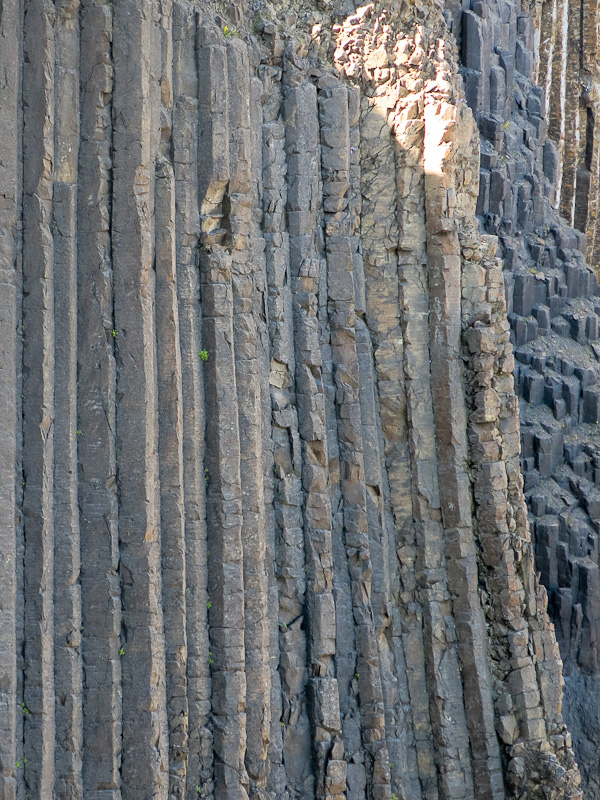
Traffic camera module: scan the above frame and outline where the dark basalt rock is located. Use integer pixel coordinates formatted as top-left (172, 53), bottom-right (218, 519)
top-left (1, 0), bottom-right (599, 797)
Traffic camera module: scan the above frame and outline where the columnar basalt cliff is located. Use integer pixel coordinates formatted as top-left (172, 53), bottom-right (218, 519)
top-left (444, 0), bottom-right (600, 792)
top-left (0, 0), bottom-right (596, 798)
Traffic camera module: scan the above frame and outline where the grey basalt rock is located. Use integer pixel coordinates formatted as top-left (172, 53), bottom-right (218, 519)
top-left (0, 0), bottom-right (592, 798)
top-left (454, 0), bottom-right (600, 788)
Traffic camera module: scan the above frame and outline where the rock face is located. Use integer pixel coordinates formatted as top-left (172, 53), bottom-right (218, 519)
top-left (0, 0), bottom-right (596, 798)
top-left (447, 0), bottom-right (600, 793)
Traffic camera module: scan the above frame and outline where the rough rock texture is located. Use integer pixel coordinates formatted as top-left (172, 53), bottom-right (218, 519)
top-left (0, 0), bottom-right (590, 798)
top-left (442, 0), bottom-right (600, 791)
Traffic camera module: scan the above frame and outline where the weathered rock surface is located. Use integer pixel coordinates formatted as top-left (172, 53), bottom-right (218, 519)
top-left (0, 0), bottom-right (593, 798)
top-left (446, 0), bottom-right (600, 791)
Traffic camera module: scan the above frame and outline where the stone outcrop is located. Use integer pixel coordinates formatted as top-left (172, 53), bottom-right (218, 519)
top-left (443, 0), bottom-right (600, 791)
top-left (0, 0), bottom-right (594, 798)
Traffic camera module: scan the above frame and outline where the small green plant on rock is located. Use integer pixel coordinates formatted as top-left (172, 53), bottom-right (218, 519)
top-left (223, 24), bottom-right (238, 38)
top-left (119, 647), bottom-right (124, 656)
top-left (200, 349), bottom-right (209, 362)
